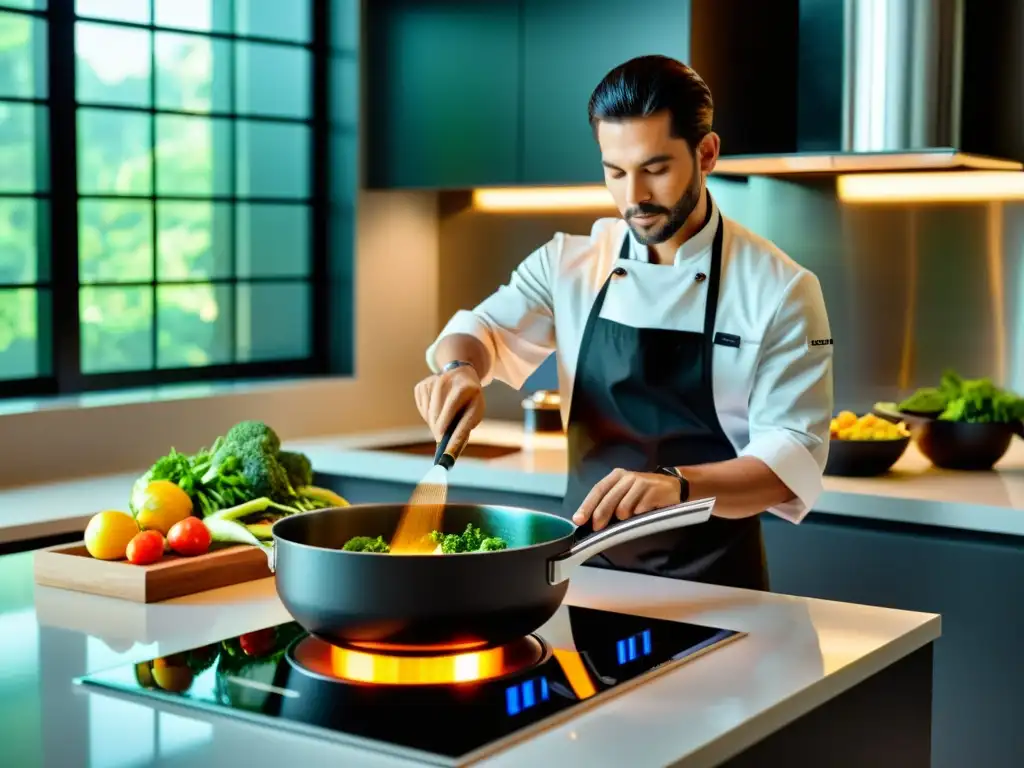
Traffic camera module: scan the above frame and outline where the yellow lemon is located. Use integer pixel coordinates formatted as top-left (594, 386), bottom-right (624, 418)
top-left (84, 510), bottom-right (140, 560)
top-left (134, 480), bottom-right (194, 535)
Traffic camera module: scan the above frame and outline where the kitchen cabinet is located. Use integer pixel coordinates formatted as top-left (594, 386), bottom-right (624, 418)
top-left (365, 0), bottom-right (691, 188)
top-left (763, 514), bottom-right (1024, 768)
top-left (520, 0), bottom-right (690, 184)
top-left (365, 0), bottom-right (521, 189)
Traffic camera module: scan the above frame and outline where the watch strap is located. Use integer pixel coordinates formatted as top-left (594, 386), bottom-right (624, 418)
top-left (441, 360), bottom-right (475, 375)
top-left (656, 466), bottom-right (690, 503)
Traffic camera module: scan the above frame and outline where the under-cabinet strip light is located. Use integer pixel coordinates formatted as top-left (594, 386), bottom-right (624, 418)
top-left (472, 171), bottom-right (1024, 211)
top-left (837, 171), bottom-right (1024, 203)
top-left (472, 186), bottom-right (615, 212)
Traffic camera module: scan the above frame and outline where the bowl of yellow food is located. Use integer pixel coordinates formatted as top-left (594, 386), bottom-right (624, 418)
top-left (824, 411), bottom-right (911, 477)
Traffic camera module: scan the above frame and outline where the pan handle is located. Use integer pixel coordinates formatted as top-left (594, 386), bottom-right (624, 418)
top-left (547, 496), bottom-right (716, 585)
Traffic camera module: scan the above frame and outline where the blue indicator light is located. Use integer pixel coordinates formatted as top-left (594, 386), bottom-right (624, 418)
top-left (617, 630), bottom-right (655, 665)
top-left (506, 686), bottom-right (520, 716)
top-left (507, 678), bottom-right (550, 716)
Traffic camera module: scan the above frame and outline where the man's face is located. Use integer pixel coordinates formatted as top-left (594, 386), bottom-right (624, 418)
top-left (596, 111), bottom-right (716, 245)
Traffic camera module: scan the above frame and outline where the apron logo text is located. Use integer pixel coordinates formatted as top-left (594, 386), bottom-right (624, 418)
top-left (713, 332), bottom-right (741, 348)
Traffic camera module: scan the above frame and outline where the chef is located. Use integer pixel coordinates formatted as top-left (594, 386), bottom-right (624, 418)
top-left (415, 55), bottom-right (834, 591)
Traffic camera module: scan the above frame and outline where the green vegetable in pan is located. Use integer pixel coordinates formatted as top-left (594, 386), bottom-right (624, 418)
top-left (429, 523), bottom-right (508, 553)
top-left (341, 535), bottom-right (392, 553)
top-left (340, 524), bottom-right (508, 554)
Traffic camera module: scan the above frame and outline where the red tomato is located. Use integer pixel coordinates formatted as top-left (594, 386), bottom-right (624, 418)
top-left (239, 628), bottom-right (276, 657)
top-left (167, 516), bottom-right (212, 557)
top-left (126, 530), bottom-right (165, 565)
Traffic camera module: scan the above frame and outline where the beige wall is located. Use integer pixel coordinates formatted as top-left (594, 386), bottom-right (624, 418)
top-left (0, 190), bottom-right (440, 489)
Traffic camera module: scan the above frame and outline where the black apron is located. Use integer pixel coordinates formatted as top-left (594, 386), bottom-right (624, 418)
top-left (561, 193), bottom-right (769, 591)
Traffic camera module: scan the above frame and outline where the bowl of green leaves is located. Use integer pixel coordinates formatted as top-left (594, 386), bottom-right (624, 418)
top-left (874, 370), bottom-right (1024, 471)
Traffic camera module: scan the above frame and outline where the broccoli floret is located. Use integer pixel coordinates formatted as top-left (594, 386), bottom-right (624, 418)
top-left (342, 535), bottom-right (390, 553)
top-left (438, 534), bottom-right (464, 554)
top-left (203, 421), bottom-right (297, 503)
top-left (460, 524), bottom-right (486, 551)
top-left (278, 450), bottom-right (313, 489)
top-left (429, 524), bottom-right (507, 553)
top-left (239, 449), bottom-right (293, 500)
top-left (225, 420), bottom-right (281, 455)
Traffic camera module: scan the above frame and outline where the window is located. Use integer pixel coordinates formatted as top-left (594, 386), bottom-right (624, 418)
top-left (0, 3), bottom-right (50, 387)
top-left (0, 0), bottom-right (329, 398)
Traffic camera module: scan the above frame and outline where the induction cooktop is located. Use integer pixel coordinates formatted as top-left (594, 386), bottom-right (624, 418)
top-left (76, 606), bottom-right (744, 766)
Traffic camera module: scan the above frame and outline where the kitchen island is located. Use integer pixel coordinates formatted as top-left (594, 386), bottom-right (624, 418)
top-left (5, 548), bottom-right (937, 767)
top-left (2, 419), bottom-right (1021, 766)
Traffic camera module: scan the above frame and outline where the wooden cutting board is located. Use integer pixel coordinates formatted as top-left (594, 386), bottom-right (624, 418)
top-left (33, 541), bottom-right (272, 603)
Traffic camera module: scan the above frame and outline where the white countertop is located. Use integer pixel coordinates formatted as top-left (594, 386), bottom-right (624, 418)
top-left (3, 419), bottom-right (1024, 546)
top-left (5, 549), bottom-right (939, 767)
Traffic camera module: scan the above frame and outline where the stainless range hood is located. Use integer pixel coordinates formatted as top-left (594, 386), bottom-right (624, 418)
top-left (691, 0), bottom-right (1024, 176)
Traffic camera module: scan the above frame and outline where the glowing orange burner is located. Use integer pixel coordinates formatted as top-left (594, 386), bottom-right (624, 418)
top-left (331, 645), bottom-right (504, 685)
top-left (291, 635), bottom-right (546, 687)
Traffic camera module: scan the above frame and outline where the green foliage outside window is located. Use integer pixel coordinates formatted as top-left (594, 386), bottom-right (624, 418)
top-left (0, 1), bottom-right (315, 386)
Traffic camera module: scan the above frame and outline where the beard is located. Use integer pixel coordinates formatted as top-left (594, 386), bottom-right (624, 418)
top-left (625, 171), bottom-right (703, 246)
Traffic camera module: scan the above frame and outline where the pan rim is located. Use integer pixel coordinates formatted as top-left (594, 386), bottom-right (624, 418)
top-left (270, 502), bottom-right (577, 557)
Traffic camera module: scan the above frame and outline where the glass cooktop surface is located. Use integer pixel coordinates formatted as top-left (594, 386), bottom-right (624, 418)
top-left (77, 606), bottom-right (743, 766)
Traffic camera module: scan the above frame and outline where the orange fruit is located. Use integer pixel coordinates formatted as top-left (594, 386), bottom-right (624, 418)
top-left (84, 510), bottom-right (140, 560)
top-left (134, 480), bottom-right (194, 535)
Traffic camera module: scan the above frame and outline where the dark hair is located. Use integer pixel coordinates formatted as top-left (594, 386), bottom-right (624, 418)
top-left (587, 55), bottom-right (713, 150)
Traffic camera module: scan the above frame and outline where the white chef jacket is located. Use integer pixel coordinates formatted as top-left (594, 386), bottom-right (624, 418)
top-left (425, 195), bottom-right (834, 523)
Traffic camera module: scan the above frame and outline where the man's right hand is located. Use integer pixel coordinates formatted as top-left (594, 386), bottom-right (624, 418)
top-left (414, 365), bottom-right (485, 456)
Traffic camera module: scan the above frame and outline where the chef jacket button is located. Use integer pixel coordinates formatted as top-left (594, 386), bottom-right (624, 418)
top-left (694, 272), bottom-right (707, 283)
top-left (612, 267), bottom-right (627, 277)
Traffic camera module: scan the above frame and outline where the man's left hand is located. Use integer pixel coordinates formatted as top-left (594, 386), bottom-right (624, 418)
top-left (572, 469), bottom-right (682, 532)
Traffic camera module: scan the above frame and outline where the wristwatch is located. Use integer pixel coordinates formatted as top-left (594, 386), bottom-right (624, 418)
top-left (441, 360), bottom-right (475, 375)
top-left (656, 466), bottom-right (690, 504)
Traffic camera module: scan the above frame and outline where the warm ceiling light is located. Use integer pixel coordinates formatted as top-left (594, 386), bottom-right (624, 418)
top-left (471, 186), bottom-right (615, 212)
top-left (837, 171), bottom-right (1024, 203)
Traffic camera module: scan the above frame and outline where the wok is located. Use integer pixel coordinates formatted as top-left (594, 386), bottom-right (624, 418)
top-left (267, 498), bottom-right (715, 650)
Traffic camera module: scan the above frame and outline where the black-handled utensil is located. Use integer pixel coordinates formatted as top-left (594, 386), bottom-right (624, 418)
top-left (433, 406), bottom-right (467, 470)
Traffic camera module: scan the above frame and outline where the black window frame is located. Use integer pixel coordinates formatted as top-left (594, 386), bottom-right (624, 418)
top-left (0, 0), bottom-right (332, 400)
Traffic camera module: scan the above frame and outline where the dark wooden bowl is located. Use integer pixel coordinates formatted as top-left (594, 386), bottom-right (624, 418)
top-left (872, 404), bottom-right (1021, 471)
top-left (824, 436), bottom-right (910, 477)
top-left (915, 420), bottom-right (1018, 471)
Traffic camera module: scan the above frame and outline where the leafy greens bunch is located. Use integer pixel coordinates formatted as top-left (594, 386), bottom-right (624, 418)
top-left (130, 420), bottom-right (345, 523)
top-left (899, 369), bottom-right (1024, 424)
